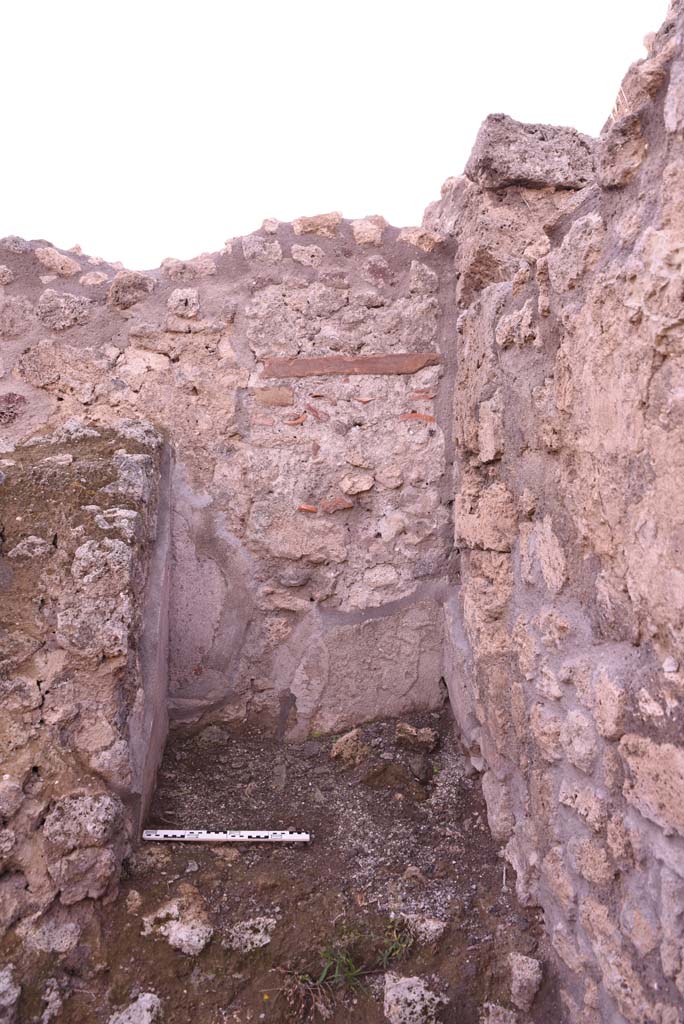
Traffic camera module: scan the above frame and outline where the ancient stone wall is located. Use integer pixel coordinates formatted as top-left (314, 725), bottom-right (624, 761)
top-left (0, 421), bottom-right (169, 947)
top-left (2, 2), bottom-right (684, 1020)
top-left (430, 5), bottom-right (684, 1021)
top-left (1, 217), bottom-right (455, 740)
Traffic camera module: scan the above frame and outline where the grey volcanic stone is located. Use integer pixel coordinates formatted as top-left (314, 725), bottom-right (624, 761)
top-left (36, 289), bottom-right (90, 330)
top-left (465, 113), bottom-right (595, 190)
top-left (42, 794), bottom-right (124, 855)
top-left (107, 270), bottom-right (154, 309)
top-left (108, 993), bottom-right (162, 1024)
top-left (0, 965), bottom-right (20, 1024)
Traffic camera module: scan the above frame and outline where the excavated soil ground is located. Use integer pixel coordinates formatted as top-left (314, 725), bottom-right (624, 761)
top-left (38, 710), bottom-right (562, 1022)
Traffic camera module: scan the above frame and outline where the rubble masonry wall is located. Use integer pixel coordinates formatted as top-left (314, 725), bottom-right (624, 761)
top-left (2, 3), bottom-right (684, 1020)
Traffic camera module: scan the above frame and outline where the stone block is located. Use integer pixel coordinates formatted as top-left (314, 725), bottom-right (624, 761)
top-left (620, 735), bottom-right (684, 837)
top-left (107, 271), bottom-right (154, 309)
top-left (35, 247), bottom-right (81, 277)
top-left (465, 114), bottom-right (595, 190)
top-left (596, 113), bottom-right (647, 187)
top-left (509, 952), bottom-right (543, 1011)
top-left (292, 212), bottom-right (342, 237)
top-left (454, 480), bottom-right (517, 552)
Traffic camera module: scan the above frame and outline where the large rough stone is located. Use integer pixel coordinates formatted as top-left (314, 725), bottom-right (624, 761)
top-left (108, 994), bottom-right (162, 1024)
top-left (397, 227), bottom-right (444, 252)
top-left (509, 953), bottom-right (543, 1011)
top-left (48, 847), bottom-right (118, 905)
top-left (546, 212), bottom-right (605, 292)
top-left (224, 916), bottom-right (277, 952)
top-left (42, 794), bottom-right (124, 854)
top-left (481, 771), bottom-right (515, 840)
top-left (0, 779), bottom-right (23, 819)
top-left (619, 736), bottom-right (684, 838)
top-left (330, 729), bottom-right (369, 767)
top-left (242, 234), bottom-right (282, 263)
top-left (0, 966), bottom-right (20, 1024)
top-left (383, 974), bottom-right (447, 1024)
top-left (395, 722), bottom-right (439, 752)
top-left (36, 288), bottom-right (90, 329)
top-left (579, 896), bottom-right (652, 1022)
top-left (35, 247), bottom-right (81, 277)
top-left (292, 212), bottom-right (342, 237)
top-left (107, 271), bottom-right (154, 309)
top-left (0, 297), bottom-right (33, 337)
top-left (454, 480), bottom-right (517, 552)
top-left (291, 243), bottom-right (325, 266)
top-left (17, 904), bottom-right (82, 954)
top-left (560, 710), bottom-right (597, 774)
top-left (665, 57), bottom-right (684, 134)
top-left (142, 885), bottom-right (213, 955)
top-left (167, 287), bottom-right (199, 318)
top-left (352, 216), bottom-right (386, 245)
top-left (596, 113), bottom-right (647, 187)
top-left (465, 113), bottom-right (595, 190)
top-left (163, 253), bottom-right (217, 279)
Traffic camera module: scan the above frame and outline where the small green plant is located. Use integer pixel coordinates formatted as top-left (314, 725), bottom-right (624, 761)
top-left (277, 919), bottom-right (414, 1020)
top-left (377, 920), bottom-right (414, 970)
top-left (277, 969), bottom-right (334, 1022)
top-left (277, 946), bottom-right (366, 1021)
top-left (318, 945), bottom-right (367, 989)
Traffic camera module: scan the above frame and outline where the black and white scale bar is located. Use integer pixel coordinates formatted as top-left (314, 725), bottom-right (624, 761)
top-left (142, 828), bottom-right (310, 843)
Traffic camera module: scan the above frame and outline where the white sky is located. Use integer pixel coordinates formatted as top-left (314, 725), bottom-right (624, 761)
top-left (1, 0), bottom-right (668, 270)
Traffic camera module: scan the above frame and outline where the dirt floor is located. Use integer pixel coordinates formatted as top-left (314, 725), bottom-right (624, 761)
top-left (20, 710), bottom-right (563, 1022)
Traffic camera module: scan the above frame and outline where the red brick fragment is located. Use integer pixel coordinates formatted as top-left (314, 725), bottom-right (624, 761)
top-left (284, 413), bottom-right (307, 425)
top-left (399, 412), bottom-right (436, 424)
top-left (353, 397), bottom-right (373, 405)
top-left (252, 415), bottom-right (275, 427)
top-left (262, 352), bottom-right (440, 378)
top-left (298, 504), bottom-right (318, 513)
top-left (410, 390), bottom-right (436, 399)
top-left (305, 403), bottom-right (330, 422)
top-left (321, 495), bottom-right (354, 514)
top-left (253, 386), bottom-right (294, 407)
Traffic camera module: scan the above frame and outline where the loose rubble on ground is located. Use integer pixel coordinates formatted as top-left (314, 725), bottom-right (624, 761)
top-left (78, 709), bottom-right (554, 1023)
